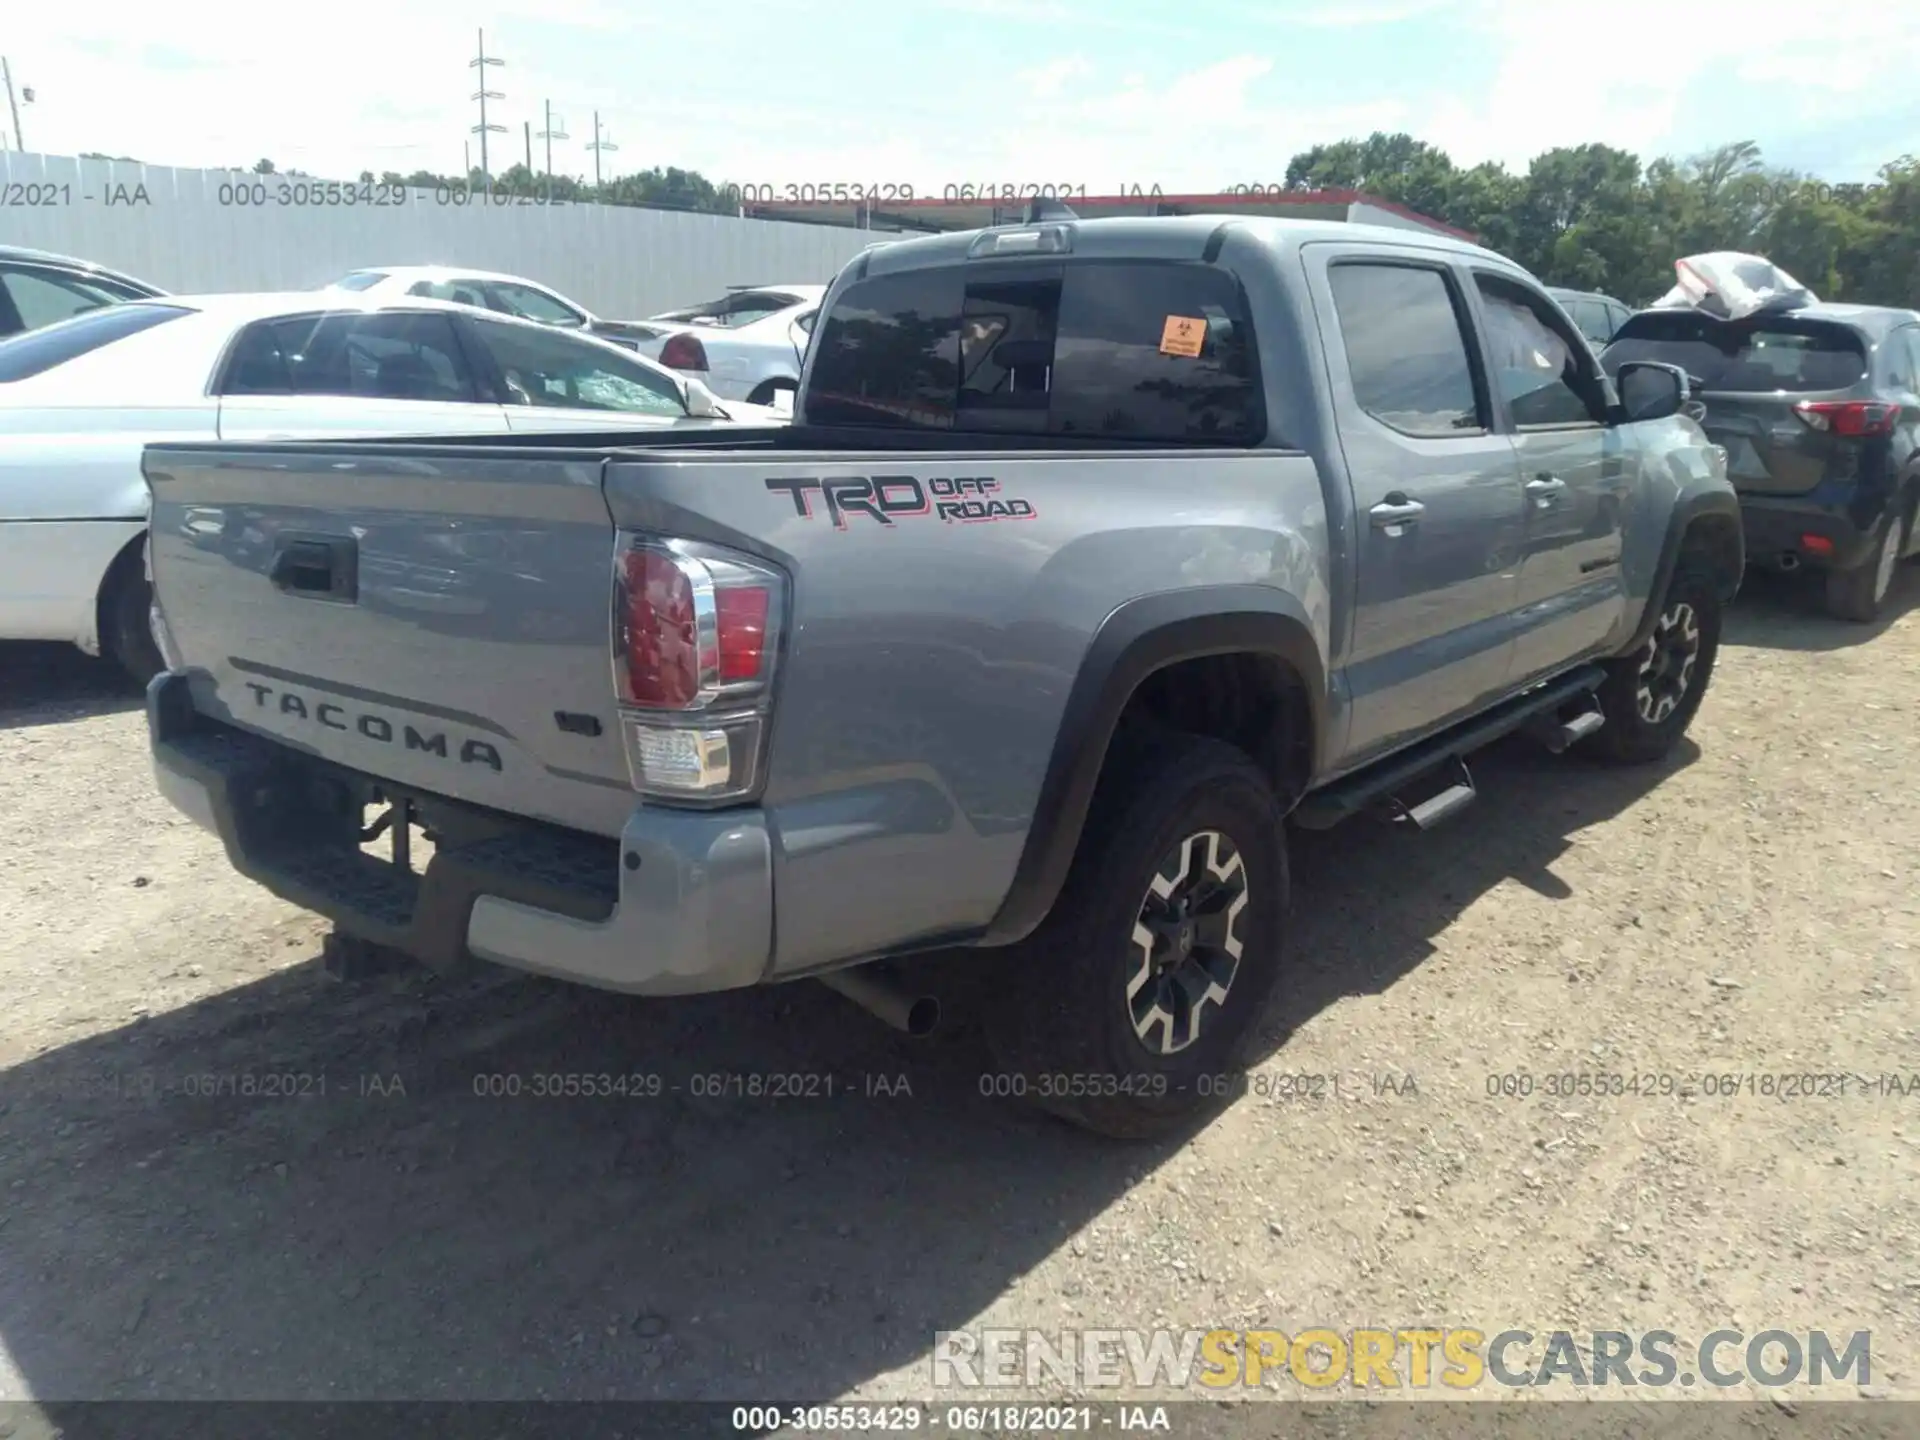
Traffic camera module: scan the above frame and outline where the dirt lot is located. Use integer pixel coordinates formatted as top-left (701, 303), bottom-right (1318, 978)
top-left (0, 569), bottom-right (1915, 1415)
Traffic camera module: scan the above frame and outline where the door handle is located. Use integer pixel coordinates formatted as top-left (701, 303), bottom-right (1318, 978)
top-left (269, 534), bottom-right (358, 602)
top-left (1370, 496), bottom-right (1426, 529)
top-left (1525, 475), bottom-right (1568, 505)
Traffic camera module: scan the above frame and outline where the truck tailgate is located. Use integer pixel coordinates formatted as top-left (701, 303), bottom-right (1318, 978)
top-left (143, 445), bottom-right (635, 837)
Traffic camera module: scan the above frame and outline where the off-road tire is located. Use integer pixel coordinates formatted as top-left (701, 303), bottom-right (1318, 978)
top-left (1586, 562), bottom-right (1722, 765)
top-left (1825, 511), bottom-right (1908, 623)
top-left (982, 731), bottom-right (1288, 1140)
top-left (102, 546), bottom-right (164, 690)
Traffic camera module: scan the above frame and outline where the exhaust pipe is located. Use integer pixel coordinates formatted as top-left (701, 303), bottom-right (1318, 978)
top-left (818, 964), bottom-right (940, 1037)
top-left (1779, 551), bottom-right (1801, 572)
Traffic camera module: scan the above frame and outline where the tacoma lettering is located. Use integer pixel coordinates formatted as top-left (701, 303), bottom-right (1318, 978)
top-left (239, 682), bottom-right (502, 771)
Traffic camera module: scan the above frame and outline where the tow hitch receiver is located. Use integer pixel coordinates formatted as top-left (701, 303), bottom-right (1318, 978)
top-left (360, 791), bottom-right (428, 875)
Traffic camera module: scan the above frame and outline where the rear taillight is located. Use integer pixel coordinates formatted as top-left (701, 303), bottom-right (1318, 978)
top-left (612, 535), bottom-right (784, 804)
top-left (1792, 400), bottom-right (1900, 437)
top-left (658, 333), bottom-right (709, 371)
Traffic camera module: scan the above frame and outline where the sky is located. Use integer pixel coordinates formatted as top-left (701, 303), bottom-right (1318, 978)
top-left (4, 0), bottom-right (1918, 198)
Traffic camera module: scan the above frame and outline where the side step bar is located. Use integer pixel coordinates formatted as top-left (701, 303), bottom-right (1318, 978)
top-left (1390, 757), bottom-right (1476, 831)
top-left (1292, 664), bottom-right (1609, 831)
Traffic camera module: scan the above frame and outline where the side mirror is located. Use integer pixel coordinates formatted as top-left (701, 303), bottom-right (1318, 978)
top-left (683, 376), bottom-right (728, 419)
top-left (1615, 360), bottom-right (1688, 424)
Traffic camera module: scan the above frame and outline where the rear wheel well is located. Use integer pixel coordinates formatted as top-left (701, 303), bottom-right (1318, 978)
top-left (1113, 652), bottom-right (1313, 809)
top-left (1678, 509), bottom-right (1743, 597)
top-left (94, 533), bottom-right (149, 653)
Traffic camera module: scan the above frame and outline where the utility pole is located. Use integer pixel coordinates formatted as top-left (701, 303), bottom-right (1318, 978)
top-left (2, 58), bottom-right (24, 152)
top-left (537, 100), bottom-right (568, 192)
top-left (468, 28), bottom-right (505, 186)
top-left (523, 119), bottom-right (532, 175)
top-left (586, 110), bottom-right (617, 189)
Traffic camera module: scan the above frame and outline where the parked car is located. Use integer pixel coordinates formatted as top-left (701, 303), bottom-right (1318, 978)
top-left (321, 267), bottom-right (665, 352)
top-left (0, 245), bottom-right (166, 340)
top-left (1603, 301), bottom-right (1920, 620)
top-left (1547, 287), bottom-right (1634, 349)
top-left (630, 284), bottom-right (827, 408)
top-left (0, 291), bottom-right (784, 684)
top-left (142, 214), bottom-right (1740, 1138)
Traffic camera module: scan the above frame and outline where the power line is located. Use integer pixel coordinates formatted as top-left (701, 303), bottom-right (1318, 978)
top-left (468, 28), bottom-right (505, 182)
top-left (586, 110), bottom-right (618, 188)
top-left (538, 100), bottom-right (569, 187)
top-left (2, 58), bottom-right (25, 152)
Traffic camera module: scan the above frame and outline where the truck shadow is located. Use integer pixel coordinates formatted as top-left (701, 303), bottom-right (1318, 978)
top-left (0, 735), bottom-right (1686, 1405)
top-left (1723, 564), bottom-right (1920, 652)
top-left (0, 643), bottom-right (143, 732)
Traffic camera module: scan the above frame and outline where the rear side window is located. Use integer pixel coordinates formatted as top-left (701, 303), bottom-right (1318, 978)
top-left (0, 303), bottom-right (193, 382)
top-left (1328, 263), bottom-right (1482, 436)
top-left (1603, 312), bottom-right (1868, 393)
top-left (409, 278), bottom-right (490, 308)
top-left (1568, 299), bottom-right (1610, 344)
top-left (807, 270), bottom-right (962, 427)
top-left (220, 312), bottom-right (478, 402)
top-left (481, 282), bottom-right (584, 327)
top-left (1897, 329), bottom-right (1920, 392)
top-left (1, 265), bottom-right (139, 330)
top-left (808, 261), bottom-right (1264, 442)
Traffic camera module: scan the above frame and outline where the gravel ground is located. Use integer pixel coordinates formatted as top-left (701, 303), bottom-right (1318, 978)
top-left (0, 567), bottom-right (1914, 1415)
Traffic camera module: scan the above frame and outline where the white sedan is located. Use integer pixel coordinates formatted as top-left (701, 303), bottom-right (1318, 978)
top-left (632, 284), bottom-right (827, 408)
top-left (323, 265), bottom-right (668, 352)
top-left (0, 291), bottom-right (785, 684)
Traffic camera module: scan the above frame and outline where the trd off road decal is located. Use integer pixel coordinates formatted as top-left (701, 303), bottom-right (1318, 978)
top-left (765, 475), bottom-right (1037, 529)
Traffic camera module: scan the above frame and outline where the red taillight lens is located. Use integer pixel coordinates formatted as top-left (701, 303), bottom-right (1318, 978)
top-left (715, 584), bottom-right (770, 682)
top-left (622, 548), bottom-right (700, 707)
top-left (617, 541), bottom-right (781, 710)
top-left (1793, 400), bottom-right (1900, 437)
top-left (658, 333), bottom-right (708, 371)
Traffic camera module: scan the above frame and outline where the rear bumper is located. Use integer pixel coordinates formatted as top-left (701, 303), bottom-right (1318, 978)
top-left (147, 671), bottom-right (773, 996)
top-left (1739, 492), bottom-right (1889, 573)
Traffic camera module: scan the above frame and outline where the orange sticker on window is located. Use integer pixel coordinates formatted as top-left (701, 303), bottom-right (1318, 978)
top-left (1159, 315), bottom-right (1207, 357)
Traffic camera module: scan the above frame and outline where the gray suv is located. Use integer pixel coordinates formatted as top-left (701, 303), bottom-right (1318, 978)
top-left (142, 214), bottom-right (1742, 1138)
top-left (1605, 301), bottom-right (1920, 620)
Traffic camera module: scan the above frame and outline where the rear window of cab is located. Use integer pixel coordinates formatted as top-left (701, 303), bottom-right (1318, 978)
top-left (806, 260), bottom-right (1266, 443)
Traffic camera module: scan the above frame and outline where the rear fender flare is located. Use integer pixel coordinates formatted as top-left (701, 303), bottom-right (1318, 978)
top-left (981, 586), bottom-right (1326, 947)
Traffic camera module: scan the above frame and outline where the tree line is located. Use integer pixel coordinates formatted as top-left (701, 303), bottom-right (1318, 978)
top-left (1283, 133), bottom-right (1919, 308)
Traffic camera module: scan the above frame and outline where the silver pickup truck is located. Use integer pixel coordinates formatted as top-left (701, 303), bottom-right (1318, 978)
top-left (142, 213), bottom-right (1742, 1138)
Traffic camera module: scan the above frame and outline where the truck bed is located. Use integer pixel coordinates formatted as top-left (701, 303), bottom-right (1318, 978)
top-left (143, 429), bottom-right (1328, 975)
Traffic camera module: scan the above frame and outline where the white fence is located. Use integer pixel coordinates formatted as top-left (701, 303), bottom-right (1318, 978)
top-left (0, 151), bottom-right (878, 317)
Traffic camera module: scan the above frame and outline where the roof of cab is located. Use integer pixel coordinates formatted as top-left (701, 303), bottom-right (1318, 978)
top-left (849, 214), bottom-right (1515, 278)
